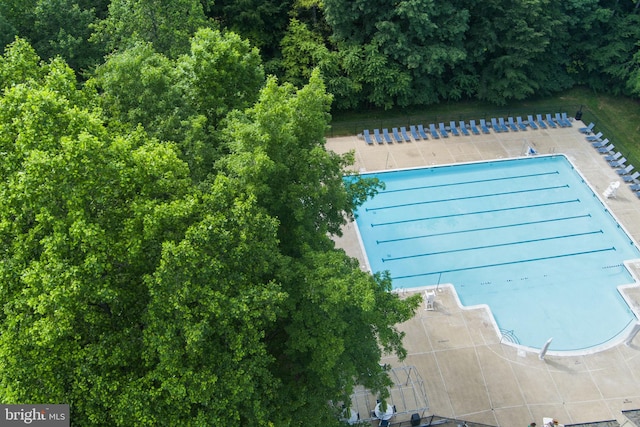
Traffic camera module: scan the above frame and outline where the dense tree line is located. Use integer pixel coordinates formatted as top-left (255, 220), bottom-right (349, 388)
top-left (2, 0), bottom-right (640, 109)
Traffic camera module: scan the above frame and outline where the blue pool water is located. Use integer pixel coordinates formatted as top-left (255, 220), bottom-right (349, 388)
top-left (352, 155), bottom-right (640, 352)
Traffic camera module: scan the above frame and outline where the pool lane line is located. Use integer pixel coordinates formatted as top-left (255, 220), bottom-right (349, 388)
top-left (378, 171), bottom-right (560, 194)
top-left (381, 230), bottom-right (604, 262)
top-left (376, 214), bottom-right (592, 244)
top-left (390, 247), bottom-right (616, 280)
top-left (371, 199), bottom-right (580, 227)
top-left (366, 185), bottom-right (569, 212)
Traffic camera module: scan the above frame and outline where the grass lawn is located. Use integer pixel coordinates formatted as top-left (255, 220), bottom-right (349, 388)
top-left (328, 87), bottom-right (640, 168)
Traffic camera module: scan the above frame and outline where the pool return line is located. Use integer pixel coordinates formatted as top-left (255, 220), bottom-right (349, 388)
top-left (371, 199), bottom-right (580, 227)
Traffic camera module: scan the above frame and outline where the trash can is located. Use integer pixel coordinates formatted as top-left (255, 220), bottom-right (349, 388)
top-left (411, 413), bottom-right (421, 426)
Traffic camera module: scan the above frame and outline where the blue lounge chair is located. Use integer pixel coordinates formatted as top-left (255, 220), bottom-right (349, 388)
top-left (392, 127), bottom-right (403, 143)
top-left (469, 120), bottom-right (481, 135)
top-left (490, 118), bottom-right (501, 132)
top-left (579, 122), bottom-right (595, 134)
top-left (617, 165), bottom-right (634, 176)
top-left (449, 121), bottom-right (460, 136)
top-left (536, 114), bottom-right (548, 129)
top-left (459, 121), bottom-right (470, 136)
top-left (555, 113), bottom-right (567, 127)
top-left (592, 138), bottom-right (610, 148)
top-left (479, 119), bottom-right (490, 134)
top-left (545, 114), bottom-right (558, 128)
top-left (373, 129), bottom-right (383, 144)
top-left (516, 116), bottom-right (528, 131)
top-left (630, 183), bottom-right (640, 191)
top-left (409, 125), bottom-right (420, 140)
top-left (561, 112), bottom-right (572, 127)
top-left (400, 127), bottom-right (411, 142)
top-left (382, 128), bottom-right (393, 143)
top-left (605, 152), bottom-right (622, 162)
top-left (586, 132), bottom-right (603, 142)
top-left (597, 143), bottom-right (614, 154)
top-left (527, 115), bottom-right (538, 130)
top-left (363, 129), bottom-right (373, 145)
top-left (418, 124), bottom-right (428, 139)
top-left (609, 157), bottom-right (626, 168)
top-left (497, 117), bottom-right (509, 132)
top-left (429, 124), bottom-right (439, 139)
top-left (623, 171), bottom-right (640, 183)
top-left (507, 117), bottom-right (519, 131)
top-left (438, 122), bottom-right (449, 138)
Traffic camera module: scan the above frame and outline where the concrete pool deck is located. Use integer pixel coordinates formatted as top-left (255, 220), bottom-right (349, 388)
top-left (326, 120), bottom-right (640, 426)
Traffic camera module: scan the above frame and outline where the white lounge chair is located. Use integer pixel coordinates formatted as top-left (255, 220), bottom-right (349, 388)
top-left (424, 290), bottom-right (436, 311)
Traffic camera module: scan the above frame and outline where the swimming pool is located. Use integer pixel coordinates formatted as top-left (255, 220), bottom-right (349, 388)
top-left (352, 155), bottom-right (640, 352)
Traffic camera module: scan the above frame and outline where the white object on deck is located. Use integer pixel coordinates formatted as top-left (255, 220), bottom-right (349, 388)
top-left (602, 181), bottom-right (620, 199)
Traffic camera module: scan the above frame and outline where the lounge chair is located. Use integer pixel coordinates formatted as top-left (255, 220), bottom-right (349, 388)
top-left (438, 122), bottom-right (449, 138)
top-left (491, 118), bottom-right (501, 132)
top-left (592, 138), bottom-right (610, 148)
top-left (498, 117), bottom-right (510, 132)
top-left (596, 143), bottom-right (614, 154)
top-left (392, 127), bottom-right (403, 143)
top-left (449, 121), bottom-right (460, 136)
top-left (429, 124), bottom-right (440, 139)
top-left (605, 152), bottom-right (622, 162)
top-left (623, 171), bottom-right (640, 182)
top-left (527, 115), bottom-right (539, 130)
top-left (586, 132), bottom-right (603, 142)
top-left (561, 112), bottom-right (572, 127)
top-left (469, 120), bottom-right (481, 135)
top-left (609, 157), bottom-right (626, 168)
top-left (418, 124), bottom-right (428, 139)
top-left (400, 126), bottom-right (411, 142)
top-left (458, 121), bottom-right (470, 136)
top-left (382, 128), bottom-right (393, 143)
top-left (629, 183), bottom-right (640, 191)
top-left (410, 125), bottom-right (420, 140)
top-left (617, 165), bottom-right (634, 176)
top-left (507, 117), bottom-right (519, 131)
top-left (545, 114), bottom-right (558, 128)
top-left (555, 113), bottom-right (567, 127)
top-left (363, 129), bottom-right (373, 145)
top-left (516, 116), bottom-right (528, 131)
top-left (536, 114), bottom-right (548, 129)
top-left (579, 122), bottom-right (595, 134)
top-left (373, 129), bottom-right (383, 144)
top-left (479, 119), bottom-right (490, 134)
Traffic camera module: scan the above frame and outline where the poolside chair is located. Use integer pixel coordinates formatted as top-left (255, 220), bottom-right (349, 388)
top-left (438, 122), bottom-right (449, 138)
top-left (586, 132), bottom-right (603, 142)
top-left (363, 129), bottom-right (373, 145)
top-left (418, 124), bottom-right (428, 139)
top-left (382, 128), bottom-right (393, 143)
top-left (498, 117), bottom-right (510, 132)
top-left (516, 116), bottom-right (528, 131)
top-left (605, 151), bottom-right (622, 162)
top-left (561, 112), bottom-right (572, 127)
top-left (459, 121), bottom-right (470, 136)
top-left (507, 117), bottom-right (519, 131)
top-left (536, 114), bottom-right (548, 129)
top-left (592, 138), bottom-right (610, 148)
top-left (490, 118), bottom-right (501, 132)
top-left (400, 126), bottom-right (411, 142)
top-left (623, 171), bottom-right (640, 183)
top-left (469, 120), bottom-right (481, 135)
top-left (545, 114), bottom-right (558, 128)
top-left (429, 124), bottom-right (440, 139)
top-left (479, 119), bottom-right (490, 134)
top-left (373, 129), bottom-right (383, 144)
top-left (596, 143), bottom-right (614, 154)
top-left (424, 290), bottom-right (436, 311)
top-left (555, 113), bottom-right (568, 127)
top-left (449, 121), bottom-right (460, 136)
top-left (392, 127), bottom-right (403, 143)
top-left (579, 122), bottom-right (595, 134)
top-left (629, 183), bottom-right (640, 191)
top-left (609, 157), bottom-right (626, 168)
top-left (617, 165), bottom-right (634, 176)
top-left (410, 125), bottom-right (420, 140)
top-left (527, 115), bottom-right (539, 130)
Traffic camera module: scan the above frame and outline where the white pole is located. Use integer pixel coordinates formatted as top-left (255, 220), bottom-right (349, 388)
top-left (539, 337), bottom-right (553, 360)
top-left (624, 322), bottom-right (640, 346)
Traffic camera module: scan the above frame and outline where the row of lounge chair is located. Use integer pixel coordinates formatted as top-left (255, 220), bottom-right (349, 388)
top-left (362, 113), bottom-right (573, 145)
top-left (582, 123), bottom-right (640, 197)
